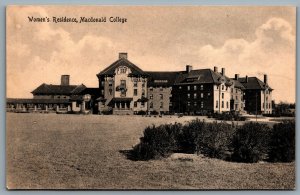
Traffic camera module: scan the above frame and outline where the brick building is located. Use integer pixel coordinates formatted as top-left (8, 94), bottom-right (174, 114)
top-left (238, 75), bottom-right (273, 114)
top-left (7, 52), bottom-right (273, 115)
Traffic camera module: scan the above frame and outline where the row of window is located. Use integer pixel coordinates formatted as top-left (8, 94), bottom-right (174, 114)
top-left (186, 101), bottom-right (204, 108)
top-left (149, 94), bottom-right (164, 100)
top-left (187, 92), bottom-right (211, 99)
top-left (263, 102), bottom-right (272, 109)
top-left (179, 85), bottom-right (204, 90)
top-left (149, 102), bottom-right (164, 109)
top-left (216, 100), bottom-right (229, 109)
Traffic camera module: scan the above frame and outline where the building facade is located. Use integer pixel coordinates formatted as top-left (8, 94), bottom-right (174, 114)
top-left (238, 75), bottom-right (273, 114)
top-left (7, 52), bottom-right (273, 115)
top-left (97, 53), bottom-right (149, 114)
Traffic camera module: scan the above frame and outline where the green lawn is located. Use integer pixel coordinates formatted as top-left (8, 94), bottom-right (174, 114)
top-left (6, 113), bottom-right (295, 189)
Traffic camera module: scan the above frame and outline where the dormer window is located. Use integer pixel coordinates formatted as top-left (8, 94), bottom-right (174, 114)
top-left (119, 66), bottom-right (127, 74)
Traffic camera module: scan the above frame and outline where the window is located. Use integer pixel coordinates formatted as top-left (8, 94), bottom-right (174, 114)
top-left (187, 101), bottom-right (190, 106)
top-left (187, 93), bottom-right (190, 99)
top-left (109, 89), bottom-right (112, 95)
top-left (141, 102), bottom-right (145, 107)
top-left (149, 94), bottom-right (153, 99)
top-left (222, 85), bottom-right (224, 90)
top-left (216, 100), bottom-right (218, 108)
top-left (142, 89), bottom-right (145, 98)
top-left (150, 102), bottom-right (153, 108)
top-left (194, 102), bottom-right (197, 106)
top-left (120, 80), bottom-right (126, 87)
top-left (134, 89), bottom-right (138, 96)
top-left (221, 101), bottom-right (224, 108)
top-left (231, 88), bottom-right (233, 93)
top-left (201, 101), bottom-right (204, 108)
top-left (194, 85), bottom-right (197, 90)
top-left (200, 85), bottom-right (203, 90)
top-left (101, 81), bottom-right (104, 86)
top-left (108, 80), bottom-right (113, 87)
top-left (150, 88), bottom-right (153, 91)
top-left (160, 94), bottom-right (163, 100)
top-left (201, 93), bottom-right (204, 98)
top-left (222, 93), bottom-right (224, 99)
top-left (194, 93), bottom-right (197, 99)
top-left (217, 86), bottom-right (219, 90)
top-left (160, 102), bottom-right (163, 109)
top-left (236, 89), bottom-right (238, 93)
top-left (120, 67), bottom-right (127, 73)
top-left (226, 101), bottom-right (229, 108)
top-left (187, 86), bottom-right (190, 91)
top-left (142, 83), bottom-right (145, 87)
top-left (134, 81), bottom-right (137, 87)
top-left (120, 80), bottom-right (126, 96)
top-left (134, 101), bottom-right (137, 107)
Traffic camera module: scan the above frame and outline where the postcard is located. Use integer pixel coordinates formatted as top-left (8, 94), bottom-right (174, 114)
top-left (6, 6), bottom-right (296, 189)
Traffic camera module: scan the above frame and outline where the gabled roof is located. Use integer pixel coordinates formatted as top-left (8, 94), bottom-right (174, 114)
top-left (146, 71), bottom-right (179, 87)
top-left (174, 69), bottom-right (232, 85)
top-left (73, 88), bottom-right (101, 96)
top-left (31, 83), bottom-right (86, 95)
top-left (97, 58), bottom-right (147, 77)
top-left (238, 77), bottom-right (272, 90)
top-left (230, 79), bottom-right (246, 89)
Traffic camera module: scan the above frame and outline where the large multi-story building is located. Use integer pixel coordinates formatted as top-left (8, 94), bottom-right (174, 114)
top-left (7, 52), bottom-right (273, 115)
top-left (238, 75), bottom-right (273, 114)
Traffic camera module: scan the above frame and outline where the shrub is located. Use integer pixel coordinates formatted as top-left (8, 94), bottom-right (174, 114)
top-left (268, 120), bottom-right (295, 162)
top-left (200, 122), bottom-right (235, 160)
top-left (130, 123), bottom-right (182, 160)
top-left (101, 110), bottom-right (112, 115)
top-left (230, 122), bottom-right (271, 163)
top-left (136, 110), bottom-right (147, 115)
top-left (212, 112), bottom-right (246, 121)
top-left (177, 119), bottom-right (205, 153)
top-left (150, 110), bottom-right (159, 115)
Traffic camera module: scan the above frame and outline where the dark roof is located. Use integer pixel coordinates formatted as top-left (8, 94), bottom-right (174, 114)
top-left (174, 69), bottom-right (232, 85)
top-left (238, 77), bottom-right (272, 90)
top-left (70, 88), bottom-right (101, 101)
top-left (72, 87), bottom-right (100, 96)
top-left (97, 58), bottom-right (147, 77)
top-left (146, 71), bottom-right (178, 87)
top-left (7, 98), bottom-right (70, 104)
top-left (230, 79), bottom-right (245, 89)
top-left (31, 83), bottom-right (86, 95)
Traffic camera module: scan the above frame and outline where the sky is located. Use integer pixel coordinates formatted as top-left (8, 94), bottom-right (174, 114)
top-left (6, 6), bottom-right (296, 103)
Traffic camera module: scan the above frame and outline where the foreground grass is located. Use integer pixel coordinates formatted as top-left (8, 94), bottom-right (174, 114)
top-left (6, 113), bottom-right (295, 189)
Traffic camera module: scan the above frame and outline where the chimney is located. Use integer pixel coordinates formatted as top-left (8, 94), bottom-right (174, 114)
top-left (214, 66), bottom-right (218, 72)
top-left (186, 65), bottom-right (193, 73)
top-left (235, 74), bottom-right (239, 80)
top-left (245, 75), bottom-right (248, 83)
top-left (221, 68), bottom-right (225, 76)
top-left (264, 74), bottom-right (268, 84)
top-left (119, 52), bottom-right (128, 59)
top-left (61, 75), bottom-right (70, 86)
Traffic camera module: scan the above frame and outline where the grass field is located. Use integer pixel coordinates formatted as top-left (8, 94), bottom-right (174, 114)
top-left (6, 113), bottom-right (295, 189)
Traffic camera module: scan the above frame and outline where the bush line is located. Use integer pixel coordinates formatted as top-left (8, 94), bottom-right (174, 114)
top-left (129, 119), bottom-right (295, 163)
